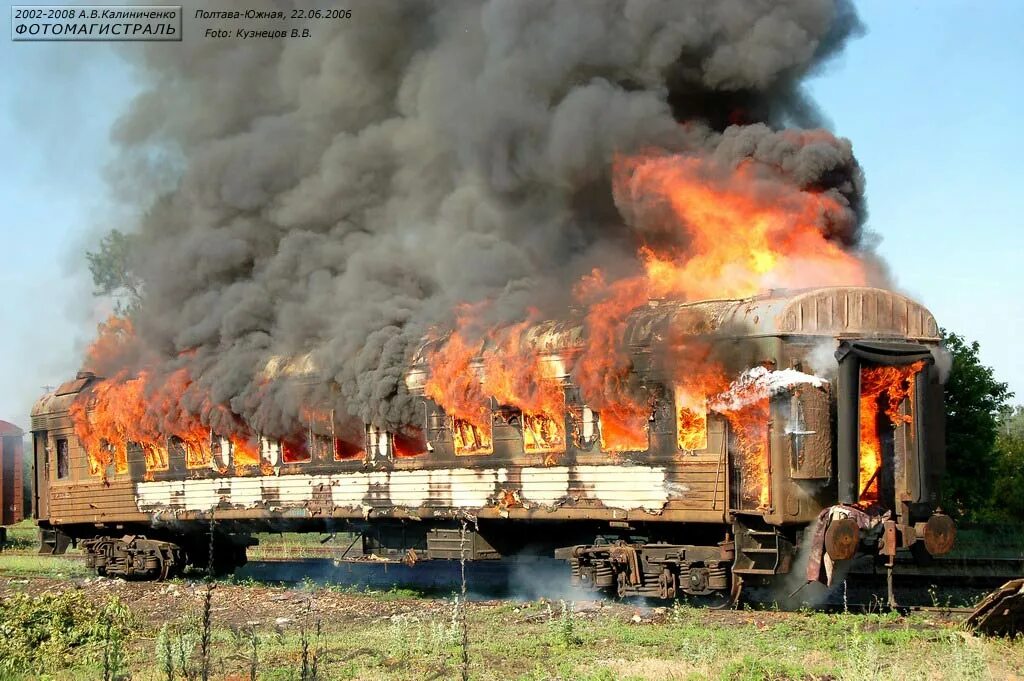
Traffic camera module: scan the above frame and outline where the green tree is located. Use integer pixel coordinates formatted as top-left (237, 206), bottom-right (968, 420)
top-left (85, 229), bottom-right (142, 315)
top-left (940, 330), bottom-right (1013, 520)
top-left (989, 407), bottom-right (1024, 521)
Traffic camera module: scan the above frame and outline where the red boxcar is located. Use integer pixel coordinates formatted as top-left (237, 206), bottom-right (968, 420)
top-left (0, 419), bottom-right (25, 527)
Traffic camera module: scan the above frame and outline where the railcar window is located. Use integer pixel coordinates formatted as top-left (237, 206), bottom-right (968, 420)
top-left (185, 441), bottom-right (212, 468)
top-left (55, 438), bottom-right (69, 480)
top-left (595, 411), bottom-right (650, 453)
top-left (675, 388), bottom-right (710, 452)
top-left (145, 441), bottom-right (170, 472)
top-left (451, 417), bottom-right (493, 456)
top-left (393, 427), bottom-right (427, 457)
top-left (281, 437), bottom-right (311, 464)
top-left (333, 437), bottom-right (364, 460)
top-left (522, 412), bottom-right (566, 454)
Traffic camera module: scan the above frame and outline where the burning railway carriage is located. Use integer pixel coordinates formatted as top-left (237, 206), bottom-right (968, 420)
top-left (28, 285), bottom-right (955, 596)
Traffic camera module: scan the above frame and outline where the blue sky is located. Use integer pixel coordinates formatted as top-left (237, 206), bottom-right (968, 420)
top-left (1, 2), bottom-right (1021, 429)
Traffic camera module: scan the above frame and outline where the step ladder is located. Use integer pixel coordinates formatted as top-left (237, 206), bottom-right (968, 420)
top-left (38, 526), bottom-right (71, 555)
top-left (733, 525), bottom-right (791, 577)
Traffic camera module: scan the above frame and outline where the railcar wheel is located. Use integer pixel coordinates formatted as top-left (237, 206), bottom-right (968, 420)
top-left (616, 571), bottom-right (629, 599)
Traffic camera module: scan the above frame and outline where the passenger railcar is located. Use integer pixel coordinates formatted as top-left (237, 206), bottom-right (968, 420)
top-left (29, 286), bottom-right (955, 596)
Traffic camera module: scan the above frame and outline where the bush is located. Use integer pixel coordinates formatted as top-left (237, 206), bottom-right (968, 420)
top-left (0, 591), bottom-right (131, 677)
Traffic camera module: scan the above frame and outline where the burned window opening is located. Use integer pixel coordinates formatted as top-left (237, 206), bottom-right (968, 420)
top-left (596, 409), bottom-right (650, 453)
top-left (332, 437), bottom-right (364, 461)
top-left (144, 440), bottom-right (170, 473)
top-left (55, 438), bottom-right (69, 480)
top-left (230, 436), bottom-right (260, 470)
top-left (281, 437), bottom-right (311, 464)
top-left (451, 417), bottom-right (493, 456)
top-left (495, 403), bottom-right (567, 455)
top-left (675, 388), bottom-right (709, 452)
top-left (393, 427), bottom-right (427, 458)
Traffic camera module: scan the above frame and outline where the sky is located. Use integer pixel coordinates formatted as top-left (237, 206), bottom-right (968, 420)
top-left (1, 2), bottom-right (1022, 431)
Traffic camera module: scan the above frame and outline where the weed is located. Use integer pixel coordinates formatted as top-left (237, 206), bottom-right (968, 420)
top-left (299, 598), bottom-right (323, 681)
top-left (101, 597), bottom-right (130, 681)
top-left (550, 600), bottom-right (582, 648)
top-left (721, 654), bottom-right (809, 681)
top-left (157, 623), bottom-right (175, 681)
top-left (248, 625), bottom-right (260, 681)
top-left (0, 591), bottom-right (131, 677)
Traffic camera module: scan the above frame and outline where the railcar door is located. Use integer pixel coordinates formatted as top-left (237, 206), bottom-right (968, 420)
top-left (32, 431), bottom-right (49, 521)
top-left (836, 341), bottom-right (936, 523)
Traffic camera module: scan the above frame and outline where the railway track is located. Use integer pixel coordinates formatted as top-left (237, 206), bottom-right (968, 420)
top-left (2, 549), bottom-right (1020, 613)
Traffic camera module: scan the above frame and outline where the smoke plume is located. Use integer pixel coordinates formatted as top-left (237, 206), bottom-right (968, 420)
top-left (96, 0), bottom-right (868, 437)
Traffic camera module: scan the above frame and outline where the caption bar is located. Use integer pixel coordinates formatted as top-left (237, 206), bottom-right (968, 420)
top-left (12, 5), bottom-right (181, 41)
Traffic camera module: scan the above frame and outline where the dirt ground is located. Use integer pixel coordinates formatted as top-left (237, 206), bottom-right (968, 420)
top-left (2, 570), bottom-right (1018, 681)
top-left (0, 571), bottom-right (965, 632)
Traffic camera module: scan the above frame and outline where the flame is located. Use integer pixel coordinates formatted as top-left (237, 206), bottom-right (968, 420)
top-left (723, 399), bottom-right (772, 508)
top-left (70, 368), bottom-right (215, 479)
top-left (281, 437), bottom-right (309, 464)
top-left (858, 361), bottom-right (924, 504)
top-left (333, 438), bottom-right (365, 461)
top-left (570, 152), bottom-right (867, 452)
top-left (231, 435), bottom-right (260, 470)
top-left (425, 313), bottom-right (566, 457)
top-left (676, 400), bottom-right (709, 451)
top-left (422, 317), bottom-right (493, 455)
top-left (70, 148), bottom-right (869, 497)
top-left (673, 343), bottom-right (731, 452)
top-left (574, 270), bottom-right (651, 452)
top-left (482, 321), bottom-right (566, 455)
top-left (451, 418), bottom-right (492, 455)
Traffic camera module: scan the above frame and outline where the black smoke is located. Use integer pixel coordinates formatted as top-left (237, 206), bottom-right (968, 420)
top-left (99, 0), bottom-right (868, 437)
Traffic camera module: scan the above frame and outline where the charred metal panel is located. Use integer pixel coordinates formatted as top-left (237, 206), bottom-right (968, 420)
top-left (920, 364), bottom-right (945, 510)
top-left (836, 348), bottom-right (859, 505)
top-left (777, 385), bottom-right (831, 480)
top-left (775, 288), bottom-right (939, 340)
top-left (426, 528), bottom-right (499, 560)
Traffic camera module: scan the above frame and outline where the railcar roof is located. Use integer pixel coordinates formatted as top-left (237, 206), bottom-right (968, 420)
top-left (411, 285), bottom-right (939, 364)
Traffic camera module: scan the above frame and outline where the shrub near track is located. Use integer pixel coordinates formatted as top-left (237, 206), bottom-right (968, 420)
top-left (0, 591), bottom-right (131, 678)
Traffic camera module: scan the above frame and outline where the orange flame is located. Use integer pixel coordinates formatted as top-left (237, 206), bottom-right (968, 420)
top-left (425, 312), bottom-right (567, 457)
top-left (482, 321), bottom-right (566, 455)
top-left (70, 368), bottom-right (214, 479)
top-left (422, 317), bottom-right (493, 455)
top-left (724, 400), bottom-right (772, 508)
top-left (570, 152), bottom-right (867, 452)
top-left (858, 361), bottom-right (924, 504)
top-left (231, 435), bottom-right (260, 470)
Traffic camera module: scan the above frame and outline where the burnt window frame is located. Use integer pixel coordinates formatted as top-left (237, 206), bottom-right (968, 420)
top-left (55, 438), bottom-right (70, 480)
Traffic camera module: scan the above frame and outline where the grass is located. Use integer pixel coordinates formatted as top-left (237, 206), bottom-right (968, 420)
top-left (0, 554), bottom-right (89, 578)
top-left (248, 531), bottom-right (363, 561)
top-left (3, 520), bottom-right (1024, 678)
top-left (0, 587), bottom-right (1020, 680)
top-left (1, 520), bottom-right (39, 552)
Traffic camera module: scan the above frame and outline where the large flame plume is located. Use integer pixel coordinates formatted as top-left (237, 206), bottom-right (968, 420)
top-left (573, 152), bottom-right (865, 453)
